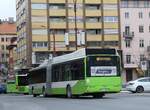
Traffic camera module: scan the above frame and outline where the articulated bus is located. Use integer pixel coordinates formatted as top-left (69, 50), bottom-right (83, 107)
top-left (28, 48), bottom-right (122, 98)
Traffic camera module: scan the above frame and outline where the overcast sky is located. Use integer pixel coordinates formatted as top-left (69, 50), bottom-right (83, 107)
top-left (0, 0), bottom-right (16, 20)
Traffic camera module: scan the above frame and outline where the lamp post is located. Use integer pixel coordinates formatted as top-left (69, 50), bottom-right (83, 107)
top-left (52, 30), bottom-right (56, 56)
top-left (73, 0), bottom-right (78, 50)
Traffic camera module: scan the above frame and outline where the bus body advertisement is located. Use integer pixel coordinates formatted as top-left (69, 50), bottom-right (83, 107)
top-left (28, 48), bottom-right (122, 98)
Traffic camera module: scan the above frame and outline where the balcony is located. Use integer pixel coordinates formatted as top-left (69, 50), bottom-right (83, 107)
top-left (123, 32), bottom-right (134, 40)
top-left (124, 62), bottom-right (138, 69)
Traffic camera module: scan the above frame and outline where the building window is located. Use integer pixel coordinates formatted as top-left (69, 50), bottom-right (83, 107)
top-left (139, 26), bottom-right (144, 33)
top-left (86, 17), bottom-right (101, 22)
top-left (32, 29), bottom-right (48, 35)
top-left (1, 38), bottom-right (4, 42)
top-left (31, 4), bottom-right (47, 10)
top-left (121, 1), bottom-right (128, 8)
top-left (85, 4), bottom-right (101, 10)
top-left (103, 4), bottom-right (117, 10)
top-left (32, 42), bottom-right (48, 48)
top-left (50, 17), bottom-right (66, 22)
top-left (149, 26), bottom-right (150, 32)
top-left (140, 54), bottom-right (145, 61)
top-left (32, 17), bottom-right (47, 22)
top-left (133, 1), bottom-right (139, 8)
top-left (139, 40), bottom-right (144, 47)
top-left (126, 55), bottom-right (131, 64)
top-left (68, 16), bottom-right (83, 22)
top-left (125, 40), bottom-right (131, 47)
top-left (86, 29), bottom-right (102, 35)
top-left (68, 3), bottom-right (83, 10)
top-left (52, 29), bottom-right (66, 35)
top-left (125, 26), bottom-right (130, 34)
top-left (104, 29), bottom-right (118, 34)
top-left (1, 45), bottom-right (4, 50)
top-left (139, 12), bottom-right (143, 19)
top-left (125, 12), bottom-right (129, 19)
top-left (144, 1), bottom-right (150, 8)
top-left (104, 16), bottom-right (118, 22)
top-left (49, 4), bottom-right (65, 9)
top-left (104, 41), bottom-right (119, 46)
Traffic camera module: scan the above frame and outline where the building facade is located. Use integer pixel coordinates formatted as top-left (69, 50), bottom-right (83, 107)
top-left (16, 0), bottom-right (121, 68)
top-left (0, 18), bottom-right (16, 82)
top-left (120, 0), bottom-right (150, 83)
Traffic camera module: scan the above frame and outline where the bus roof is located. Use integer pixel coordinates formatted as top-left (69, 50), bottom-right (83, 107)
top-left (52, 48), bottom-right (118, 65)
top-left (30, 48), bottom-right (118, 71)
top-left (30, 60), bottom-right (48, 71)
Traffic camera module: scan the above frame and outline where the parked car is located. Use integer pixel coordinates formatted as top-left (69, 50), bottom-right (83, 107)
top-left (0, 84), bottom-right (6, 94)
top-left (126, 77), bottom-right (150, 93)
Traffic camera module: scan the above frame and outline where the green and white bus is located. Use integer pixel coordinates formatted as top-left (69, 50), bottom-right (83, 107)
top-left (6, 80), bottom-right (18, 93)
top-left (29, 48), bottom-right (122, 98)
top-left (7, 69), bottom-right (29, 94)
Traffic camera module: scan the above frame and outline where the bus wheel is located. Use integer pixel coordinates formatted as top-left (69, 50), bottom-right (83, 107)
top-left (66, 85), bottom-right (72, 98)
top-left (42, 87), bottom-right (48, 97)
top-left (33, 94), bottom-right (37, 97)
top-left (32, 87), bottom-right (37, 97)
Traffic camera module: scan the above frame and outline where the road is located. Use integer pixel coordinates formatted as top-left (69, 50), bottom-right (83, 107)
top-left (0, 92), bottom-right (150, 110)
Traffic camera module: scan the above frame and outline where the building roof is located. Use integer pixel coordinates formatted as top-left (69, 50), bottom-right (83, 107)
top-left (0, 22), bottom-right (16, 35)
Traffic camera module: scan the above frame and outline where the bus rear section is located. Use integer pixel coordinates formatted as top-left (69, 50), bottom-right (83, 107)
top-left (6, 80), bottom-right (18, 93)
top-left (84, 55), bottom-right (122, 97)
top-left (15, 69), bottom-right (29, 94)
top-left (50, 55), bottom-right (122, 98)
top-left (16, 74), bottom-right (29, 94)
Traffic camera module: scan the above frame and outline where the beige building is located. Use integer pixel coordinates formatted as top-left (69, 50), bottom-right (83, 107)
top-left (0, 18), bottom-right (16, 82)
top-left (16, 0), bottom-right (121, 68)
top-left (120, 0), bottom-right (150, 83)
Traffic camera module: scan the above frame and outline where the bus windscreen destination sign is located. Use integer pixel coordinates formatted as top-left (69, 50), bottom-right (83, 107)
top-left (91, 66), bottom-right (117, 76)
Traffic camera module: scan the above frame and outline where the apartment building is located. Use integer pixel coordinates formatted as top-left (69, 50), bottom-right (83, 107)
top-left (0, 18), bottom-right (16, 82)
top-left (16, 0), bottom-right (121, 68)
top-left (120, 0), bottom-right (150, 82)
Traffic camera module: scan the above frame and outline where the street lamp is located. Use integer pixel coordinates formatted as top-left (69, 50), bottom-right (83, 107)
top-left (52, 30), bottom-right (56, 56)
top-left (73, 0), bottom-right (78, 50)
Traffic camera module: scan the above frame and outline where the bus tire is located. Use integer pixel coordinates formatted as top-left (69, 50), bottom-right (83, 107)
top-left (31, 87), bottom-right (34, 94)
top-left (66, 85), bottom-right (72, 98)
top-left (42, 87), bottom-right (48, 97)
top-left (33, 94), bottom-right (37, 97)
top-left (32, 87), bottom-right (37, 97)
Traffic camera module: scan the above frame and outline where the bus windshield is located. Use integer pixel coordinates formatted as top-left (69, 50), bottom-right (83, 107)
top-left (18, 75), bottom-right (28, 86)
top-left (87, 56), bottom-right (120, 77)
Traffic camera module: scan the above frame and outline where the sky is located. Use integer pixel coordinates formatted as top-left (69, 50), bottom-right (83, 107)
top-left (0, 0), bottom-right (16, 20)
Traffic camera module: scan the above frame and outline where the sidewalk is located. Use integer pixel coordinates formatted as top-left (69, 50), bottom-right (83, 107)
top-left (121, 87), bottom-right (129, 93)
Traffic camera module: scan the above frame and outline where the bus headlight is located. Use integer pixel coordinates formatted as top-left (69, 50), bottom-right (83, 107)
top-left (86, 78), bottom-right (90, 84)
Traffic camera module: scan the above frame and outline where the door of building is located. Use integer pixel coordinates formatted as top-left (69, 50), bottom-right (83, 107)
top-left (126, 69), bottom-right (133, 82)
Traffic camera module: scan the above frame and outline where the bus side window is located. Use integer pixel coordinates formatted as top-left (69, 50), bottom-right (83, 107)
top-left (71, 59), bottom-right (84, 80)
top-left (65, 64), bottom-right (72, 81)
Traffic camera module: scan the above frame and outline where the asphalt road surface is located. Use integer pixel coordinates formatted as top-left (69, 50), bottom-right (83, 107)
top-left (0, 92), bottom-right (150, 110)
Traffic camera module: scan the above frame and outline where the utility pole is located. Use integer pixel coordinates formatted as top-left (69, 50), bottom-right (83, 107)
top-left (52, 30), bottom-right (56, 56)
top-left (73, 0), bottom-right (78, 50)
